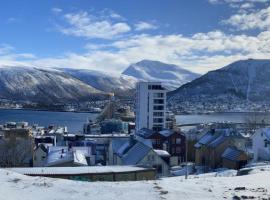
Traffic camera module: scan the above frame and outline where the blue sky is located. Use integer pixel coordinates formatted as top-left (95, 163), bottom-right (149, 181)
top-left (0, 0), bottom-right (270, 74)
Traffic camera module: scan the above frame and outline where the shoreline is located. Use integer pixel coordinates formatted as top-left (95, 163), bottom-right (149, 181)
top-left (175, 111), bottom-right (270, 115)
top-left (0, 107), bottom-right (101, 114)
top-left (1, 107), bottom-right (270, 115)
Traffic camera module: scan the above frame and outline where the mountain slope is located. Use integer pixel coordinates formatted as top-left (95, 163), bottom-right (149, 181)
top-left (168, 59), bottom-right (270, 104)
top-left (0, 66), bottom-right (105, 103)
top-left (122, 60), bottom-right (200, 90)
top-left (61, 68), bottom-right (136, 92)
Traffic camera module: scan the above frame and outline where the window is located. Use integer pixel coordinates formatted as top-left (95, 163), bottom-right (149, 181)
top-left (176, 138), bottom-right (181, 144)
top-left (147, 155), bottom-right (155, 161)
top-left (176, 147), bottom-right (181, 154)
top-left (171, 138), bottom-right (175, 144)
top-left (148, 85), bottom-right (163, 90)
top-left (153, 118), bottom-right (163, 123)
top-left (153, 105), bottom-right (164, 110)
top-left (153, 112), bottom-right (163, 117)
top-left (153, 93), bottom-right (164, 98)
top-left (153, 99), bottom-right (164, 104)
top-left (171, 147), bottom-right (175, 154)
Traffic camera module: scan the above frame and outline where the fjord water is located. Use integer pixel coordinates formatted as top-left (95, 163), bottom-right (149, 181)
top-left (0, 109), bottom-right (98, 133)
top-left (1, 109), bottom-right (270, 133)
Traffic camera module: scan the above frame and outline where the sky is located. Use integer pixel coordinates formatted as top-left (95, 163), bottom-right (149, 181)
top-left (0, 0), bottom-right (270, 75)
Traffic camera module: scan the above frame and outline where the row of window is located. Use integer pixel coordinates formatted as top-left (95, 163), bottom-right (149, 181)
top-left (153, 112), bottom-right (164, 117)
top-left (153, 99), bottom-right (164, 104)
top-left (148, 85), bottom-right (163, 90)
top-left (151, 138), bottom-right (182, 145)
top-left (153, 105), bottom-right (164, 110)
top-left (153, 93), bottom-right (164, 98)
top-left (153, 118), bottom-right (164, 123)
top-left (171, 147), bottom-right (182, 154)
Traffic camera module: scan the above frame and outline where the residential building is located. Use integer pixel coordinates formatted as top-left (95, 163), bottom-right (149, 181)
top-left (135, 82), bottom-right (166, 131)
top-left (33, 146), bottom-right (94, 167)
top-left (252, 128), bottom-right (270, 161)
top-left (222, 147), bottom-right (248, 169)
top-left (137, 128), bottom-right (186, 166)
top-left (108, 136), bottom-right (170, 176)
top-left (194, 129), bottom-right (248, 170)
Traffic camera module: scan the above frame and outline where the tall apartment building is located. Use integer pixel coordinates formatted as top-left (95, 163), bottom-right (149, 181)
top-left (135, 82), bottom-right (166, 131)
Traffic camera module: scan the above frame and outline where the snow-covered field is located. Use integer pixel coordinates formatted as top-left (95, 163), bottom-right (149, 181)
top-left (1, 165), bottom-right (270, 200)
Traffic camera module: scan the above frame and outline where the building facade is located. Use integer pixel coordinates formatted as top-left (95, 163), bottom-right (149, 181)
top-left (135, 82), bottom-right (166, 131)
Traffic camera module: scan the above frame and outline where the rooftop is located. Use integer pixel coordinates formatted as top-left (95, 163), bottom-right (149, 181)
top-left (7, 166), bottom-right (153, 176)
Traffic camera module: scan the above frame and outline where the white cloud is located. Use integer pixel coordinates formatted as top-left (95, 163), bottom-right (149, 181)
top-left (134, 22), bottom-right (157, 31)
top-left (51, 7), bottom-right (62, 14)
top-left (8, 30), bottom-right (267, 75)
top-left (209, 0), bottom-right (269, 4)
top-left (240, 2), bottom-right (254, 9)
top-left (222, 6), bottom-right (270, 30)
top-left (57, 11), bottom-right (131, 39)
top-left (0, 44), bottom-right (14, 55)
top-left (3, 6), bottom-right (270, 75)
top-left (208, 0), bottom-right (269, 11)
top-left (6, 17), bottom-right (19, 24)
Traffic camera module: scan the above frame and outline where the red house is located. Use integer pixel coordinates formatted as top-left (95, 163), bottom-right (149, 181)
top-left (137, 128), bottom-right (186, 165)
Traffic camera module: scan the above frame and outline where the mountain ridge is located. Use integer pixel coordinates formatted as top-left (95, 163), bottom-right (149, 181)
top-left (122, 60), bottom-right (200, 90)
top-left (168, 59), bottom-right (270, 104)
top-left (0, 66), bottom-right (106, 104)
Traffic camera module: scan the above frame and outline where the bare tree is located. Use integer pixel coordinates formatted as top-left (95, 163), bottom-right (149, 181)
top-left (0, 137), bottom-right (32, 167)
top-left (244, 112), bottom-right (269, 134)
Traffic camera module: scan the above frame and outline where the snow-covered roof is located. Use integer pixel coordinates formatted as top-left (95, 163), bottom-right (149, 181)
top-left (111, 138), bottom-right (130, 154)
top-left (208, 135), bottom-right (227, 148)
top-left (136, 128), bottom-right (154, 138)
top-left (159, 129), bottom-right (174, 137)
top-left (7, 166), bottom-right (152, 175)
top-left (135, 136), bottom-right (153, 147)
top-left (195, 132), bottom-right (217, 148)
top-left (154, 150), bottom-right (170, 157)
top-left (46, 146), bottom-right (88, 167)
top-left (73, 150), bottom-right (88, 166)
top-left (122, 142), bottom-right (151, 165)
top-left (222, 147), bottom-right (244, 161)
top-left (117, 141), bottom-right (130, 156)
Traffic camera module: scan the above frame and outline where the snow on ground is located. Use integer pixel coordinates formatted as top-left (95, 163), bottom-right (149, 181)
top-left (1, 166), bottom-right (270, 200)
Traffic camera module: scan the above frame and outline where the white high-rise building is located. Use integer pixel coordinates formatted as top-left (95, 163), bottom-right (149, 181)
top-left (135, 82), bottom-right (167, 131)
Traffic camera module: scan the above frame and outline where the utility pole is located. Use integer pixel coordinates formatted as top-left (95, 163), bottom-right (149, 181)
top-left (185, 135), bottom-right (188, 179)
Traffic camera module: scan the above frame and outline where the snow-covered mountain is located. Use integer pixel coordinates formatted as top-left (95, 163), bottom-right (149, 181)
top-left (122, 60), bottom-right (200, 90)
top-left (61, 68), bottom-right (136, 92)
top-left (0, 66), bottom-right (105, 103)
top-left (168, 59), bottom-right (270, 104)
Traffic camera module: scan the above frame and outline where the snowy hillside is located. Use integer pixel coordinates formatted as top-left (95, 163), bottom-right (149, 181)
top-left (122, 60), bottom-right (200, 90)
top-left (61, 68), bottom-right (136, 92)
top-left (2, 165), bottom-right (270, 200)
top-left (168, 59), bottom-right (270, 104)
top-left (0, 66), bottom-right (105, 103)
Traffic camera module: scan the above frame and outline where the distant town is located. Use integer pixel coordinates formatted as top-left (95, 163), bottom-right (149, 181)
top-left (0, 81), bottom-right (270, 183)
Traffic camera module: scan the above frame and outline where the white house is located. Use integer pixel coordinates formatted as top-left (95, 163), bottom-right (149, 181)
top-left (252, 128), bottom-right (270, 161)
top-left (109, 137), bottom-right (170, 177)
